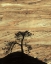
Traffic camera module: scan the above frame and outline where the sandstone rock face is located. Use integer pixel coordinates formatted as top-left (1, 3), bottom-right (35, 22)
top-left (0, 0), bottom-right (51, 64)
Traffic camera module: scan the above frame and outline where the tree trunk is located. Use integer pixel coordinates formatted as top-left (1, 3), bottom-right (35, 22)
top-left (21, 39), bottom-right (24, 53)
top-left (21, 37), bottom-right (24, 53)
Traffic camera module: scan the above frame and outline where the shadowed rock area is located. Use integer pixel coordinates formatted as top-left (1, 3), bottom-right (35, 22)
top-left (0, 52), bottom-right (47, 64)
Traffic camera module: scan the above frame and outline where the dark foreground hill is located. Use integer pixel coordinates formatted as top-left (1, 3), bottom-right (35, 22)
top-left (0, 52), bottom-right (47, 64)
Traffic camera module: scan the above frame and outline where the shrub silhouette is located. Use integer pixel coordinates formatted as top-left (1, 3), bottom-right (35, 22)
top-left (2, 31), bottom-right (32, 54)
top-left (2, 41), bottom-right (18, 54)
top-left (24, 42), bottom-right (32, 54)
top-left (15, 31), bottom-right (32, 53)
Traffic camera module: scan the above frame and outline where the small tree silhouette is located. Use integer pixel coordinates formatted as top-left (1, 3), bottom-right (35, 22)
top-left (15, 31), bottom-right (32, 53)
top-left (2, 31), bottom-right (32, 54)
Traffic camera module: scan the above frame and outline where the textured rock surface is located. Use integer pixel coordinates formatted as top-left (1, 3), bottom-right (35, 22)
top-left (0, 0), bottom-right (51, 64)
